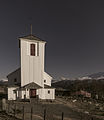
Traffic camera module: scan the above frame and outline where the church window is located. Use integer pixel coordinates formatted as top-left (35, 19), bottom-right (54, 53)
top-left (14, 78), bottom-right (17, 82)
top-left (44, 80), bottom-right (46, 83)
top-left (30, 44), bottom-right (35, 56)
top-left (48, 90), bottom-right (50, 94)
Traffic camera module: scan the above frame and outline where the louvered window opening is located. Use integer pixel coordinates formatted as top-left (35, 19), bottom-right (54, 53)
top-left (30, 44), bottom-right (35, 56)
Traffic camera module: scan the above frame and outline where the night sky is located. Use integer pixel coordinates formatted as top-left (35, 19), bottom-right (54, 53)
top-left (0, 0), bottom-right (104, 79)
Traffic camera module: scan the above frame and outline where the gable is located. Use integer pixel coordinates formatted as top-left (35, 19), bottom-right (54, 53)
top-left (7, 68), bottom-right (21, 86)
top-left (19, 34), bottom-right (46, 43)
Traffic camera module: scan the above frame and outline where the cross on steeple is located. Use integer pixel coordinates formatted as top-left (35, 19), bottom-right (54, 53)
top-left (30, 24), bottom-right (32, 35)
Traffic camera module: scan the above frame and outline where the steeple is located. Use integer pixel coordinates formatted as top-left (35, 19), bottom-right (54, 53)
top-left (19, 25), bottom-right (46, 43)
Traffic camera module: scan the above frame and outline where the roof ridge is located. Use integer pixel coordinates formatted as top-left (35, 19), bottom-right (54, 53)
top-left (19, 34), bottom-right (46, 42)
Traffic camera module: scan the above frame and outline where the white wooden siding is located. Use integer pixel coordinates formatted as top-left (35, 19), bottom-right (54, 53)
top-left (8, 87), bottom-right (19, 100)
top-left (43, 72), bottom-right (52, 86)
top-left (37, 88), bottom-right (55, 100)
top-left (20, 39), bottom-right (45, 87)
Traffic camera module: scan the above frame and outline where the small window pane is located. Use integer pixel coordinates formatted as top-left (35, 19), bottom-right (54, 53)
top-left (48, 90), bottom-right (50, 94)
top-left (14, 78), bottom-right (17, 82)
top-left (30, 44), bottom-right (35, 56)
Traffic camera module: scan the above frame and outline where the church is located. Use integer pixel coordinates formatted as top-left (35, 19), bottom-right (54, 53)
top-left (7, 34), bottom-right (55, 100)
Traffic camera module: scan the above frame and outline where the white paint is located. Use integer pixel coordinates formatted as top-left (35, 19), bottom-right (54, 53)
top-left (43, 72), bottom-right (52, 86)
top-left (26, 89), bottom-right (30, 99)
top-left (27, 42), bottom-right (38, 56)
top-left (20, 39), bottom-right (45, 87)
top-left (8, 87), bottom-right (19, 100)
top-left (37, 88), bottom-right (55, 100)
top-left (18, 90), bottom-right (22, 99)
top-left (17, 89), bottom-right (30, 99)
top-left (8, 35), bottom-right (55, 100)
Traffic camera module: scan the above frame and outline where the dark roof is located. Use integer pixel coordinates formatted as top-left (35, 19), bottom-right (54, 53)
top-left (8, 85), bottom-right (19, 88)
top-left (44, 84), bottom-right (54, 89)
top-left (22, 82), bottom-right (42, 89)
top-left (7, 68), bottom-right (20, 78)
top-left (19, 34), bottom-right (46, 43)
top-left (14, 82), bottom-right (42, 91)
top-left (14, 87), bottom-right (25, 91)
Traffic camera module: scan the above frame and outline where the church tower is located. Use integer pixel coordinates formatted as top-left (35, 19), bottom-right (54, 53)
top-left (7, 33), bottom-right (55, 100)
top-left (19, 35), bottom-right (46, 87)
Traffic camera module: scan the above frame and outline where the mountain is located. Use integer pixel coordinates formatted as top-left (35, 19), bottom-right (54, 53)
top-left (52, 72), bottom-right (104, 98)
top-left (88, 72), bottom-right (104, 79)
top-left (0, 79), bottom-right (8, 86)
top-left (77, 72), bottom-right (104, 80)
top-left (52, 80), bottom-right (73, 89)
top-left (52, 78), bottom-right (104, 99)
top-left (52, 72), bottom-right (104, 88)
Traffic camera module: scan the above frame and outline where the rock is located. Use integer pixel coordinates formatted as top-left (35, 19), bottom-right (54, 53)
top-left (95, 103), bottom-right (99, 106)
top-left (84, 111), bottom-right (89, 114)
top-left (89, 101), bottom-right (92, 104)
top-left (73, 99), bottom-right (77, 102)
top-left (99, 107), bottom-right (103, 110)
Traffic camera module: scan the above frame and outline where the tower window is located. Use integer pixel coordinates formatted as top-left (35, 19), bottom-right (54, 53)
top-left (30, 44), bottom-right (35, 56)
top-left (44, 80), bottom-right (46, 83)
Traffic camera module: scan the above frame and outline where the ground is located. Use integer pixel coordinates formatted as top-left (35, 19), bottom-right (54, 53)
top-left (56, 96), bottom-right (104, 120)
top-left (0, 112), bottom-right (20, 120)
top-left (0, 97), bottom-right (104, 120)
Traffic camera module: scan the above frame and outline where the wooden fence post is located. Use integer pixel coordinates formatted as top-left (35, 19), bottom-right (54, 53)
top-left (91, 117), bottom-right (93, 120)
top-left (44, 109), bottom-right (46, 120)
top-left (8, 103), bottom-right (9, 113)
top-left (31, 107), bottom-right (33, 120)
top-left (80, 114), bottom-right (82, 120)
top-left (62, 112), bottom-right (64, 120)
top-left (22, 106), bottom-right (24, 120)
top-left (14, 104), bottom-right (16, 117)
top-left (2, 98), bottom-right (6, 111)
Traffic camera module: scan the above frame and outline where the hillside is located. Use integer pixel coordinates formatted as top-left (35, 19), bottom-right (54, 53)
top-left (52, 78), bottom-right (104, 99)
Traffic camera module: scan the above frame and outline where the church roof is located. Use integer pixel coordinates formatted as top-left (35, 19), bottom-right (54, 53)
top-left (19, 34), bottom-right (46, 43)
top-left (7, 68), bottom-right (20, 78)
top-left (14, 82), bottom-right (42, 91)
top-left (44, 84), bottom-right (54, 89)
top-left (23, 82), bottom-right (42, 89)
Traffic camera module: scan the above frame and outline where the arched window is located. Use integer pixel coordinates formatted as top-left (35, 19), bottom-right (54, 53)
top-left (30, 44), bottom-right (35, 56)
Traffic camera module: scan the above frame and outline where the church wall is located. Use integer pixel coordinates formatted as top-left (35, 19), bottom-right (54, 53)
top-left (20, 39), bottom-right (45, 87)
top-left (43, 72), bottom-right (52, 86)
top-left (37, 88), bottom-right (55, 100)
top-left (8, 87), bottom-right (19, 100)
top-left (26, 89), bottom-right (30, 99)
top-left (7, 68), bottom-right (21, 86)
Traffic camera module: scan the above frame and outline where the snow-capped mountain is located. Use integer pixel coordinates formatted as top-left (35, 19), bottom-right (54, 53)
top-left (78, 72), bottom-right (104, 80)
top-left (88, 72), bottom-right (104, 79)
top-left (0, 79), bottom-right (8, 82)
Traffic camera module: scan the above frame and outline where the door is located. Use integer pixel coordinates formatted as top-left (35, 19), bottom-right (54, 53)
top-left (30, 89), bottom-right (36, 98)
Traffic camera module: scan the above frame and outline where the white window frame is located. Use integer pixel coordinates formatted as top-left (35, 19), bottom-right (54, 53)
top-left (27, 42), bottom-right (38, 56)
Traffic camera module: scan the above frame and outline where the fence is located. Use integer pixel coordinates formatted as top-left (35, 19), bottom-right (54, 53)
top-left (0, 99), bottom-right (97, 120)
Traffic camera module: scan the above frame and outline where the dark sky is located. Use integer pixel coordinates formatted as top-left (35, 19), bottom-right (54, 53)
top-left (0, 0), bottom-right (104, 79)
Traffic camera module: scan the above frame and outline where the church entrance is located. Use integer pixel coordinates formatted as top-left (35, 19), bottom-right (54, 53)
top-left (30, 89), bottom-right (36, 98)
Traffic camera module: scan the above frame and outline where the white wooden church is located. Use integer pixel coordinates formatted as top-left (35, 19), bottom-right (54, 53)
top-left (7, 34), bottom-right (55, 100)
